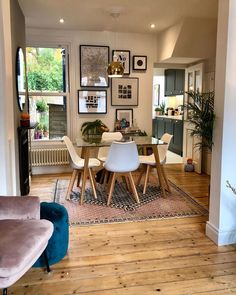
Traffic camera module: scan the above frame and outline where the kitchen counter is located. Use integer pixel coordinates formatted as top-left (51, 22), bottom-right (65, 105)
top-left (154, 115), bottom-right (183, 120)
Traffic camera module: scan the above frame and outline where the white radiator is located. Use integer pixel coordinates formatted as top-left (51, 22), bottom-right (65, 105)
top-left (31, 148), bottom-right (70, 167)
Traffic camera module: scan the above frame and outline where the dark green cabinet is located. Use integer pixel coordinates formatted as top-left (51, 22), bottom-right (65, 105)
top-left (164, 69), bottom-right (185, 96)
top-left (152, 117), bottom-right (183, 156)
top-left (171, 120), bottom-right (183, 155)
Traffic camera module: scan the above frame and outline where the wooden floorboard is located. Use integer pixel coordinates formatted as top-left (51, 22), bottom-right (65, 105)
top-left (9, 164), bottom-right (236, 294)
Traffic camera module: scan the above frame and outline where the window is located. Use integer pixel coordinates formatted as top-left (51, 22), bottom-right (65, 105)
top-left (26, 47), bottom-right (68, 140)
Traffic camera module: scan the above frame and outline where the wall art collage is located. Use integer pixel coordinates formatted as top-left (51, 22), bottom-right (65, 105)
top-left (78, 45), bottom-right (147, 123)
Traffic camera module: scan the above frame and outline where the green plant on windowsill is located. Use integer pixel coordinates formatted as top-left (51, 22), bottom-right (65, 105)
top-left (184, 90), bottom-right (215, 151)
top-left (80, 120), bottom-right (109, 137)
top-left (36, 99), bottom-right (48, 113)
top-left (155, 102), bottom-right (166, 116)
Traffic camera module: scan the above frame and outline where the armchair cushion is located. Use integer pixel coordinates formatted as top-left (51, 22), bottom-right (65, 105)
top-left (0, 196), bottom-right (40, 220)
top-left (0, 219), bottom-right (53, 278)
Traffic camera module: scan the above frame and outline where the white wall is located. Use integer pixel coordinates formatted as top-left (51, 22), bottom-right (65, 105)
top-left (206, 0), bottom-right (236, 245)
top-left (0, 0), bottom-right (24, 195)
top-left (26, 28), bottom-right (157, 141)
top-left (157, 18), bottom-right (217, 63)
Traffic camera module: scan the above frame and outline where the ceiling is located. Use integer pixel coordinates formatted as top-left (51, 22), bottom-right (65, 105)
top-left (18, 0), bottom-right (218, 34)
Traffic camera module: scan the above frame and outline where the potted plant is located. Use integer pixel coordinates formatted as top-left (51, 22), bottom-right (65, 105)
top-left (155, 102), bottom-right (166, 116)
top-left (34, 123), bottom-right (44, 139)
top-left (36, 99), bottom-right (48, 113)
top-left (43, 124), bottom-right (49, 138)
top-left (80, 120), bottom-right (109, 137)
top-left (154, 107), bottom-right (162, 116)
top-left (184, 90), bottom-right (215, 151)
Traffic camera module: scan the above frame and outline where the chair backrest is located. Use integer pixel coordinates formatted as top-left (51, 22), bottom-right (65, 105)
top-left (98, 132), bottom-right (123, 161)
top-left (101, 131), bottom-right (123, 141)
top-left (158, 133), bottom-right (173, 163)
top-left (62, 136), bottom-right (81, 165)
top-left (104, 141), bottom-right (139, 173)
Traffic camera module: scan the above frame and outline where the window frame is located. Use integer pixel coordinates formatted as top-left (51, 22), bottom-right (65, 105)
top-left (26, 44), bottom-right (71, 145)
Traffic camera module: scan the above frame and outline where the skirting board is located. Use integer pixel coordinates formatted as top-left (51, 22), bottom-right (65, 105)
top-left (32, 166), bottom-right (72, 175)
top-left (206, 221), bottom-right (236, 246)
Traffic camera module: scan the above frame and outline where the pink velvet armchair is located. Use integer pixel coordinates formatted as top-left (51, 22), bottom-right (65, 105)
top-left (0, 196), bottom-right (53, 295)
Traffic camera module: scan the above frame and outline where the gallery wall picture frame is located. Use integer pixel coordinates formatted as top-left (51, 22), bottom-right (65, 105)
top-left (80, 45), bottom-right (109, 88)
top-left (78, 90), bottom-right (107, 114)
top-left (116, 108), bottom-right (133, 127)
top-left (132, 55), bottom-right (147, 71)
top-left (112, 50), bottom-right (130, 75)
top-left (111, 77), bottom-right (139, 106)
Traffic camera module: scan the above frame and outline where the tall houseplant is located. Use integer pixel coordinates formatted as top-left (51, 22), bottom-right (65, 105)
top-left (184, 91), bottom-right (215, 151)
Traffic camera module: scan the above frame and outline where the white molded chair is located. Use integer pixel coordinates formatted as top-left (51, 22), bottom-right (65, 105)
top-left (62, 136), bottom-right (101, 201)
top-left (104, 141), bottom-right (140, 206)
top-left (97, 132), bottom-right (123, 162)
top-left (138, 133), bottom-right (173, 194)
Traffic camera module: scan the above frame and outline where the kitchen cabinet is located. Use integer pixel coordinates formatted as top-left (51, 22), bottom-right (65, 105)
top-left (152, 117), bottom-right (183, 156)
top-left (164, 69), bottom-right (185, 96)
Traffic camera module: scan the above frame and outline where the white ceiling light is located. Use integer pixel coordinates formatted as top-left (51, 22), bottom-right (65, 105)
top-left (59, 18), bottom-right (64, 24)
top-left (150, 23), bottom-right (155, 28)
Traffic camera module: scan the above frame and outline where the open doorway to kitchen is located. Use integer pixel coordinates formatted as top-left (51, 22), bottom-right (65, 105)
top-left (152, 67), bottom-right (185, 164)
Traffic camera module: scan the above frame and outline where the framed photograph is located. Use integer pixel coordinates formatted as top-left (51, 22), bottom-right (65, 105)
top-left (132, 55), bottom-right (147, 71)
top-left (80, 45), bottom-right (109, 88)
top-left (112, 50), bottom-right (130, 75)
top-left (78, 90), bottom-right (107, 114)
top-left (111, 77), bottom-right (139, 106)
top-left (116, 109), bottom-right (133, 127)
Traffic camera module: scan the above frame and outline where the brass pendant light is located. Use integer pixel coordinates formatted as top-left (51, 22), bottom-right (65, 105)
top-left (107, 56), bottom-right (124, 77)
top-left (107, 12), bottom-right (124, 78)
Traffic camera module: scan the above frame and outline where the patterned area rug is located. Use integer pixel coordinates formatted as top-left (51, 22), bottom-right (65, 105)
top-left (54, 179), bottom-right (208, 226)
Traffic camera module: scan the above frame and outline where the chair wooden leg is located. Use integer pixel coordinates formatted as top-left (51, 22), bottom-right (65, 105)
top-left (122, 175), bottom-right (131, 192)
top-left (128, 172), bottom-right (140, 203)
top-left (143, 165), bottom-right (150, 194)
top-left (88, 168), bottom-right (97, 199)
top-left (99, 169), bottom-right (105, 184)
top-left (66, 169), bottom-right (78, 200)
top-left (77, 171), bottom-right (82, 187)
top-left (3, 288), bottom-right (7, 295)
top-left (104, 170), bottom-right (112, 189)
top-left (107, 172), bottom-right (116, 206)
top-left (136, 170), bottom-right (144, 186)
top-left (161, 165), bottom-right (171, 192)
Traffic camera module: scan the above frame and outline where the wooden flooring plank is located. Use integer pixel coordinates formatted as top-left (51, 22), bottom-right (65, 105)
top-left (9, 166), bottom-right (236, 294)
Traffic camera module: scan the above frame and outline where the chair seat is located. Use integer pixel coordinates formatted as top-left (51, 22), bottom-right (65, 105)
top-left (0, 219), bottom-right (53, 278)
top-left (139, 154), bottom-right (166, 165)
top-left (72, 157), bottom-right (101, 169)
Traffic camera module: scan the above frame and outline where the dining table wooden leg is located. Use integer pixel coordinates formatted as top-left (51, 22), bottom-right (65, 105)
top-left (143, 165), bottom-right (150, 194)
top-left (88, 168), bottom-right (97, 199)
top-left (152, 145), bottom-right (166, 198)
top-left (80, 147), bottom-right (89, 205)
top-left (161, 165), bottom-right (171, 192)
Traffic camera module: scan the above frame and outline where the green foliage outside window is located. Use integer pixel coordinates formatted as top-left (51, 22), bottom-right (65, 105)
top-left (26, 47), bottom-right (63, 92)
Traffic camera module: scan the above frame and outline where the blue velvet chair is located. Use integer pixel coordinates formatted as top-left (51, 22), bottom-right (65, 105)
top-left (33, 202), bottom-right (69, 267)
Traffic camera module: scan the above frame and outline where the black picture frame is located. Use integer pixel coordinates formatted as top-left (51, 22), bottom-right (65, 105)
top-left (132, 55), bottom-right (147, 71)
top-left (78, 90), bottom-right (107, 114)
top-left (112, 50), bottom-right (130, 75)
top-left (111, 77), bottom-right (139, 106)
top-left (116, 108), bottom-right (133, 127)
top-left (80, 45), bottom-right (109, 88)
